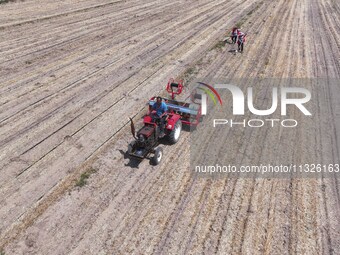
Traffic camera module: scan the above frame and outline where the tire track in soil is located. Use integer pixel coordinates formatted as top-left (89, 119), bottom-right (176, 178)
top-left (308, 0), bottom-right (340, 252)
top-left (0, 0), bottom-right (127, 30)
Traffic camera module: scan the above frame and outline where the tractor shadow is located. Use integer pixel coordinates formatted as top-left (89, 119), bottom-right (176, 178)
top-left (182, 124), bottom-right (194, 133)
top-left (118, 149), bottom-right (142, 168)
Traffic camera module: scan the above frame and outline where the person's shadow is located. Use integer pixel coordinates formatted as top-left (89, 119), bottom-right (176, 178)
top-left (228, 49), bottom-right (238, 55)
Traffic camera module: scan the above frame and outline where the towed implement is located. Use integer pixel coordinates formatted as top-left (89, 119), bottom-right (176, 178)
top-left (162, 78), bottom-right (202, 126)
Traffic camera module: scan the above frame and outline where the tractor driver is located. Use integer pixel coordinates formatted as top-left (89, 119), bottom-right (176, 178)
top-left (152, 96), bottom-right (168, 137)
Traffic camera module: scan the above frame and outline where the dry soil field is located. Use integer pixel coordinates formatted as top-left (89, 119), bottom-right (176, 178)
top-left (0, 0), bottom-right (340, 254)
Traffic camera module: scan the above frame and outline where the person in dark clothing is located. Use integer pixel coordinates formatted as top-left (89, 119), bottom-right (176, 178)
top-left (237, 31), bottom-right (246, 53)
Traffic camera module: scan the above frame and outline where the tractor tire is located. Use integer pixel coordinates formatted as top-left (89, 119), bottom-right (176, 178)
top-left (151, 147), bottom-right (163, 165)
top-left (168, 120), bottom-right (182, 144)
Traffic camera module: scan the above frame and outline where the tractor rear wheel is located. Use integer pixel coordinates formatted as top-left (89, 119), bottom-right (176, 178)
top-left (151, 147), bottom-right (163, 165)
top-left (168, 120), bottom-right (182, 144)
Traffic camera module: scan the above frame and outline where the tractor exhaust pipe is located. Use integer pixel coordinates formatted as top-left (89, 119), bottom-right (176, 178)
top-left (129, 117), bottom-right (137, 139)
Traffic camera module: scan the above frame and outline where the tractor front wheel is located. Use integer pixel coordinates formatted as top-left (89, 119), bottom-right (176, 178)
top-left (151, 147), bottom-right (163, 165)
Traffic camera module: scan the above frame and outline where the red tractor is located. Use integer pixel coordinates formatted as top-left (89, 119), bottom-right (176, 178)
top-left (128, 79), bottom-right (202, 165)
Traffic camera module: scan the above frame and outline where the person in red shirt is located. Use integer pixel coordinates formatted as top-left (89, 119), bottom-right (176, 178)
top-left (231, 27), bottom-right (240, 44)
